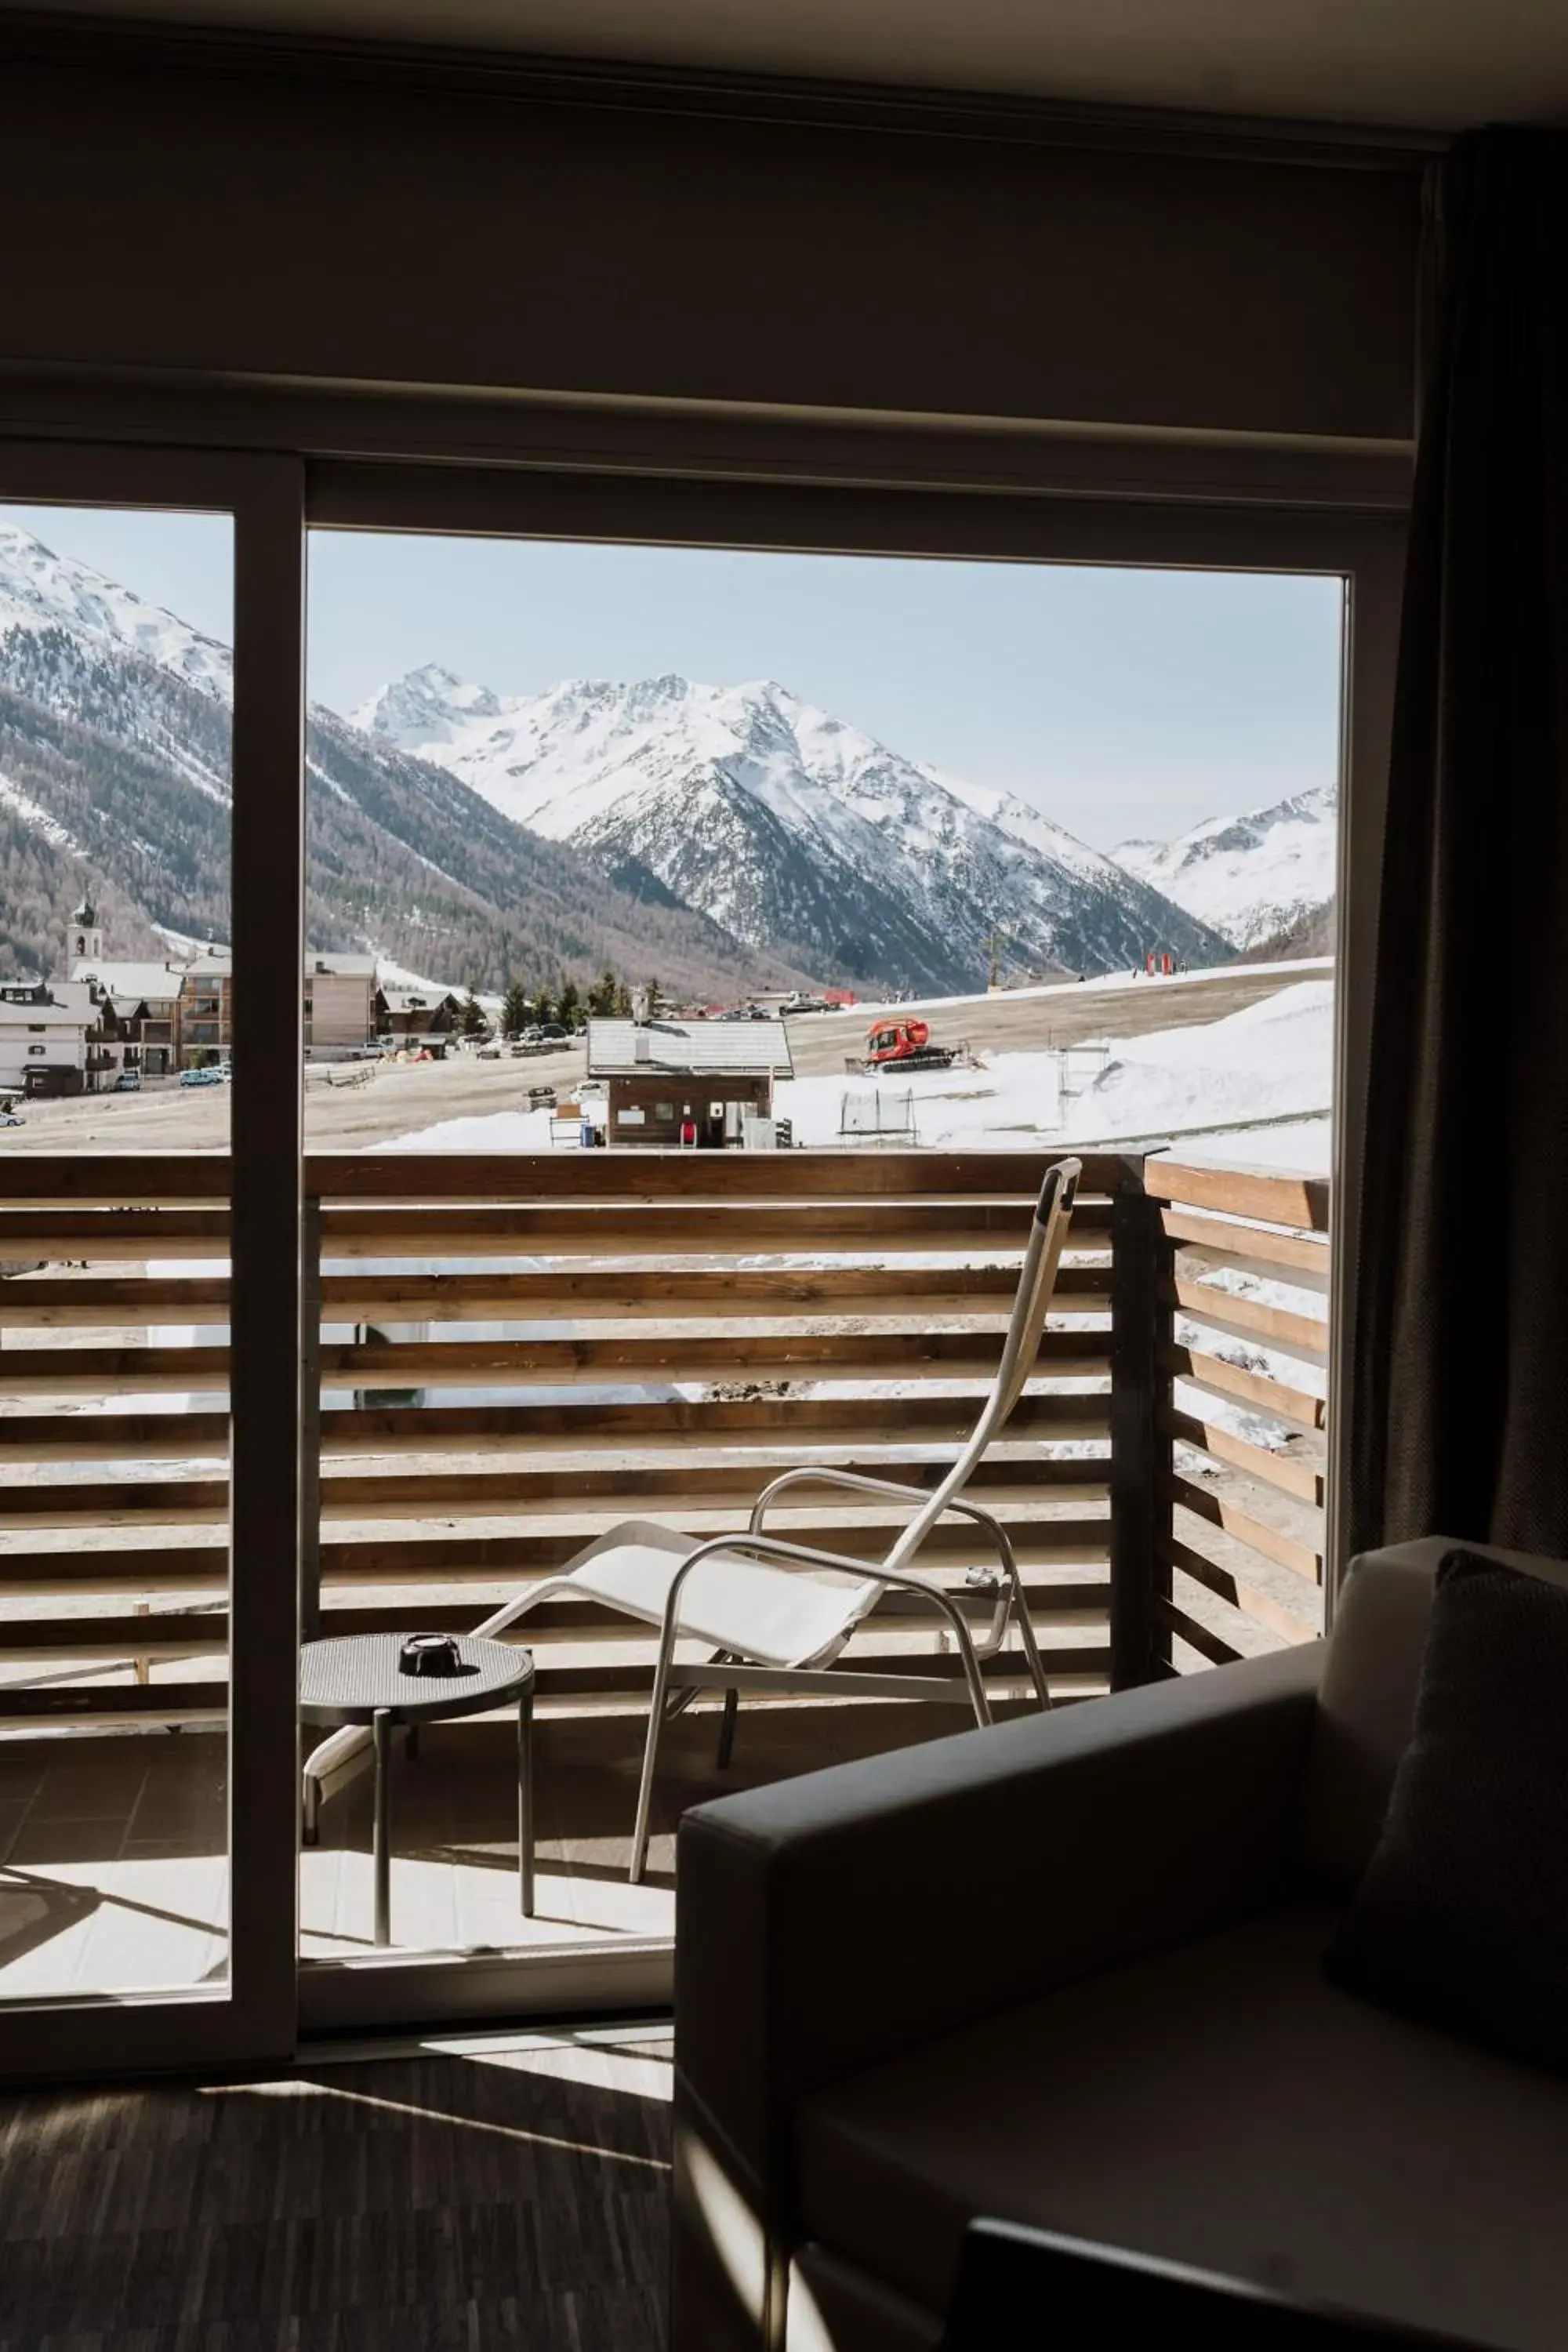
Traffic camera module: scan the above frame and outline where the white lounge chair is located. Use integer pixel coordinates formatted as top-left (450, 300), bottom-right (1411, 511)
top-left (303, 1156), bottom-right (1080, 1883)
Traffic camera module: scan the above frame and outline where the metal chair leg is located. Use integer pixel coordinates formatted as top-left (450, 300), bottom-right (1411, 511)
top-left (630, 1648), bottom-right (674, 1886)
top-left (716, 1686), bottom-right (739, 1769)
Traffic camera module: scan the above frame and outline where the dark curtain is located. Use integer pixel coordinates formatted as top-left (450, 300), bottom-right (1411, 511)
top-left (1350, 129), bottom-right (1568, 1556)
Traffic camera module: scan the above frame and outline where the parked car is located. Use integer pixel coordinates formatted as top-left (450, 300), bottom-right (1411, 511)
top-left (477, 1042), bottom-right (503, 1060)
top-left (114, 1069), bottom-right (142, 1091)
top-left (0, 1109), bottom-right (24, 1129)
top-left (180, 1065), bottom-right (223, 1087)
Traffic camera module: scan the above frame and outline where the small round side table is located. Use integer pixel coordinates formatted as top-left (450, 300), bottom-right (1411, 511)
top-left (299, 1632), bottom-right (535, 1947)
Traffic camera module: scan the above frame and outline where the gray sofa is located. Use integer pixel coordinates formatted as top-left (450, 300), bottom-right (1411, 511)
top-left (672, 1538), bottom-right (1568, 2352)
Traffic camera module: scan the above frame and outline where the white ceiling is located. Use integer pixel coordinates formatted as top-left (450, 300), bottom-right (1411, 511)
top-left (17, 0), bottom-right (1568, 129)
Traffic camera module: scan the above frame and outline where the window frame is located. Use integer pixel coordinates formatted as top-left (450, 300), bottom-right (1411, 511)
top-left (292, 459), bottom-right (1401, 2034)
top-left (0, 428), bottom-right (1402, 2064)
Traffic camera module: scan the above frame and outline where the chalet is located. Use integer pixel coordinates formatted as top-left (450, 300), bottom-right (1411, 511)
top-left (376, 984), bottom-right (461, 1052)
top-left (586, 1018), bottom-right (794, 1146)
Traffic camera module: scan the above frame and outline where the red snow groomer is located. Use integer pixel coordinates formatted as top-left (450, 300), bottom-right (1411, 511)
top-left (858, 1015), bottom-right (958, 1074)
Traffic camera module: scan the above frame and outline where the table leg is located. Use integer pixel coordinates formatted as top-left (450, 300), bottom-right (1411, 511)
top-left (373, 1706), bottom-right (393, 1947)
top-left (518, 1682), bottom-right (535, 1918)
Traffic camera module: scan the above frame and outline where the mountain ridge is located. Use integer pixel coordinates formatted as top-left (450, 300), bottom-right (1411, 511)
top-left (353, 664), bottom-right (1232, 991)
top-left (1114, 782), bottom-right (1337, 951)
top-left (0, 527), bottom-right (808, 996)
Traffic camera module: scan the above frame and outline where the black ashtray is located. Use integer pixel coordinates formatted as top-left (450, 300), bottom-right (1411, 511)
top-left (399, 1633), bottom-right (464, 1678)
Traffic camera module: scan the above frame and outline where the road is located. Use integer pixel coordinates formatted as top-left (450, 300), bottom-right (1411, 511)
top-left (0, 1045), bottom-right (590, 1153)
top-left (0, 962), bottom-right (1320, 1153)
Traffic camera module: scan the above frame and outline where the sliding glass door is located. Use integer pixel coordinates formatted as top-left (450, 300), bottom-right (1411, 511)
top-left (0, 448), bottom-right (303, 2080)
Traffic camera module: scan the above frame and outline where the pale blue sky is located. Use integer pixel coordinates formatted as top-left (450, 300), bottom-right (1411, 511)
top-left (3, 502), bottom-right (1343, 849)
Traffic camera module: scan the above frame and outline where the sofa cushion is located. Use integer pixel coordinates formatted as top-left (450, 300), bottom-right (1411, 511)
top-left (1326, 1549), bottom-right (1568, 2071)
top-left (795, 1900), bottom-right (1568, 2349)
top-left (1297, 1537), bottom-right (1568, 1889)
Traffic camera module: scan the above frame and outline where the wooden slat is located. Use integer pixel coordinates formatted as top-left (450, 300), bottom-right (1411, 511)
top-left (0, 1574), bottom-right (1112, 1661)
top-left (303, 1147), bottom-right (1132, 1202)
top-left (0, 1196), bottom-right (1116, 1264)
top-left (1163, 1408), bottom-right (1324, 1505)
top-left (319, 1200), bottom-right (1117, 1257)
top-left (0, 1158), bottom-right (231, 1206)
top-left (1153, 1594), bottom-right (1243, 1667)
top-left (1175, 1242), bottom-right (1327, 1298)
top-left (1164, 1538), bottom-right (1320, 1646)
top-left (0, 1388), bottom-right (1111, 1468)
top-left (1144, 1158), bottom-right (1330, 1234)
top-left (1163, 1344), bottom-right (1326, 1433)
top-left (0, 1324), bottom-right (1114, 1395)
top-left (0, 1210), bottom-right (229, 1259)
top-left (0, 1261), bottom-right (1115, 1327)
top-left (1170, 1475), bottom-right (1323, 1584)
top-left (1163, 1277), bottom-right (1328, 1364)
top-left (0, 1682), bottom-right (226, 1723)
top-left (1160, 1206), bottom-right (1330, 1283)
top-left (0, 1413), bottom-right (232, 1461)
top-left (0, 1278), bottom-right (233, 1327)
top-left (0, 1148), bottom-right (1127, 1206)
top-left (0, 1449), bottom-right (1118, 1530)
top-left (317, 1329), bottom-right (1112, 1385)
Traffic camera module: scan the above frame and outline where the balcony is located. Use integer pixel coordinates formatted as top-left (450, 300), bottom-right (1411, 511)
top-left (0, 1150), bottom-right (1327, 1998)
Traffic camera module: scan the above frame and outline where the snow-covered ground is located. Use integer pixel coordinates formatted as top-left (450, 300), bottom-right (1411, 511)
top-left (375, 978), bottom-right (1333, 1174)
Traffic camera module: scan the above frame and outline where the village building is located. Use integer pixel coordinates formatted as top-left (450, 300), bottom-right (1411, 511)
top-left (0, 977), bottom-right (126, 1098)
top-left (376, 984), bottom-right (461, 1053)
top-left (69, 904), bottom-right (185, 1076)
top-left (586, 1018), bottom-right (794, 1147)
top-left (178, 953), bottom-right (234, 1067)
top-left (305, 953), bottom-right (379, 1055)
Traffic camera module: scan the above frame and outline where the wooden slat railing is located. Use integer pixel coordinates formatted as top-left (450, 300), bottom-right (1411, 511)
top-left (1142, 1155), bottom-right (1330, 1667)
top-left (0, 1150), bottom-right (1135, 1724)
top-left (0, 1147), bottom-right (1327, 1726)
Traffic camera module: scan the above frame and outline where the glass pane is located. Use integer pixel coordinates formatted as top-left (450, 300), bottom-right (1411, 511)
top-left (299, 530), bottom-right (1342, 1980)
top-left (0, 500), bottom-right (234, 1999)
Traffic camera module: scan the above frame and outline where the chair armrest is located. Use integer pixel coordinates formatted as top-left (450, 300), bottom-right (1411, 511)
top-left (676, 1641), bottom-right (1322, 2191)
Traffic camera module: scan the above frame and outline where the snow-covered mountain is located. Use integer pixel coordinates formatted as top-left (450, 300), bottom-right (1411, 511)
top-left (0, 527), bottom-right (795, 996)
top-left (1114, 784), bottom-right (1337, 952)
top-left (352, 666), bottom-right (1230, 992)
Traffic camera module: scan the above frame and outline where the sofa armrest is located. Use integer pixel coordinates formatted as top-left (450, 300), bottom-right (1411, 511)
top-left (676, 1642), bottom-right (1322, 2191)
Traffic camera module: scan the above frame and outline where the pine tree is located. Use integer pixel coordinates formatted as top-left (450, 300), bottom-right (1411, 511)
top-left (499, 980), bottom-right (529, 1036)
top-left (532, 982), bottom-right (556, 1028)
top-left (459, 989), bottom-right (486, 1038)
top-left (557, 978), bottom-right (582, 1031)
top-left (644, 976), bottom-right (663, 1020)
top-left (587, 966), bottom-right (619, 1017)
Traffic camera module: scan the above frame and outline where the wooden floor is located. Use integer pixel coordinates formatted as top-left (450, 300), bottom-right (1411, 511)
top-left (0, 1700), bottom-right (994, 1998)
top-left (0, 2024), bottom-right (674, 2350)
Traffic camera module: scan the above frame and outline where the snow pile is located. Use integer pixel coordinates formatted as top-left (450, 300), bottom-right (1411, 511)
top-left (370, 1105), bottom-right (561, 1152)
top-left (1061, 979), bottom-right (1332, 1147)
